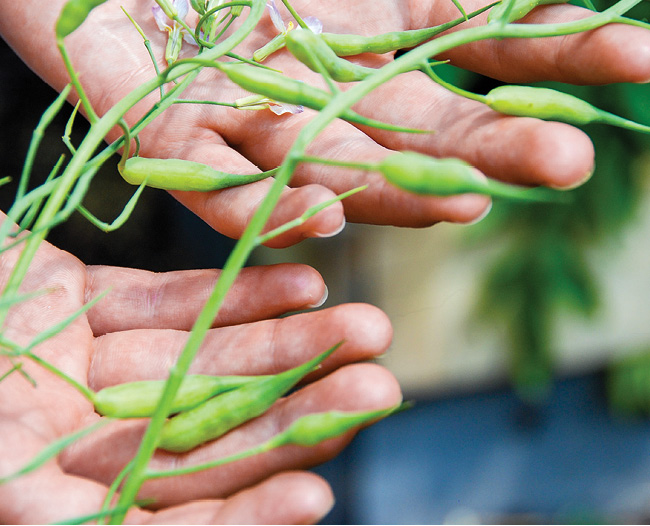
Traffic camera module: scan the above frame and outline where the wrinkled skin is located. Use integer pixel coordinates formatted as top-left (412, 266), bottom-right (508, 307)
top-left (0, 212), bottom-right (399, 523)
top-left (1, 0), bottom-right (649, 247)
top-left (1, 0), bottom-right (650, 522)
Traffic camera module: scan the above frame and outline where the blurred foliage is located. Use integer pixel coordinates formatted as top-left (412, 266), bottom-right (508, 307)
top-left (448, 0), bottom-right (650, 406)
top-left (608, 347), bottom-right (650, 417)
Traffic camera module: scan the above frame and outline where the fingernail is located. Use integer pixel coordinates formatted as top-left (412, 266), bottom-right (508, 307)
top-left (551, 166), bottom-right (595, 191)
top-left (463, 199), bottom-right (493, 225)
top-left (306, 285), bottom-right (328, 309)
top-left (314, 218), bottom-right (346, 238)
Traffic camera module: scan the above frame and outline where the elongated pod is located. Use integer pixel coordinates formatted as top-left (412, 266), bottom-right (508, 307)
top-left (319, 4), bottom-right (496, 56)
top-left (94, 374), bottom-right (266, 418)
top-left (219, 62), bottom-right (431, 134)
top-left (158, 343), bottom-right (340, 452)
top-left (119, 157), bottom-right (275, 191)
top-left (56, 0), bottom-right (109, 38)
top-left (485, 85), bottom-right (601, 125)
top-left (379, 151), bottom-right (560, 202)
top-left (485, 85), bottom-right (650, 134)
top-left (285, 29), bottom-right (374, 82)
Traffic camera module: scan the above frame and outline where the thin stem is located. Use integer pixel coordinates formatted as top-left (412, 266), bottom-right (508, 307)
top-left (17, 85), bottom-right (71, 201)
top-left (299, 155), bottom-right (377, 171)
top-left (0, 421), bottom-right (107, 484)
top-left (598, 109), bottom-right (650, 133)
top-left (122, 7), bottom-right (163, 97)
top-left (98, 461), bottom-right (134, 525)
top-left (56, 39), bottom-right (98, 124)
top-left (24, 353), bottom-right (95, 403)
top-left (420, 60), bottom-right (487, 103)
top-left (255, 185), bottom-right (367, 245)
top-left (0, 362), bottom-right (22, 384)
top-left (146, 438), bottom-right (280, 478)
top-left (173, 99), bottom-right (237, 107)
top-left (280, 0), bottom-right (309, 29)
top-left (1, 0), bottom-right (259, 328)
top-left (76, 181), bottom-right (147, 232)
top-left (112, 3), bottom-right (267, 520)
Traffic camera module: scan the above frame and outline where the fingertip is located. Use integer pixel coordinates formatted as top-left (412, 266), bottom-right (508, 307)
top-left (267, 263), bottom-right (328, 310)
top-left (437, 193), bottom-right (493, 225)
top-left (270, 471), bottom-right (335, 524)
top-left (262, 185), bottom-right (346, 248)
top-left (324, 361), bottom-right (403, 411)
top-left (528, 122), bottom-right (595, 189)
top-left (217, 471), bottom-right (335, 525)
top-left (332, 303), bottom-right (394, 359)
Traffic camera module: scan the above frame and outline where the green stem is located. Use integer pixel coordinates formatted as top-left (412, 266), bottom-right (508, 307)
top-left (598, 109), bottom-right (650, 133)
top-left (0, 0), bottom-right (262, 330)
top-left (173, 99), bottom-right (237, 107)
top-left (22, 352), bottom-right (94, 403)
top-left (299, 155), bottom-right (377, 171)
top-left (56, 39), bottom-right (98, 124)
top-left (420, 60), bottom-right (487, 103)
top-left (111, 3), bottom-right (267, 521)
top-left (280, 0), bottom-right (309, 29)
top-left (17, 85), bottom-right (71, 201)
top-left (255, 185), bottom-right (367, 245)
top-left (146, 438), bottom-right (279, 478)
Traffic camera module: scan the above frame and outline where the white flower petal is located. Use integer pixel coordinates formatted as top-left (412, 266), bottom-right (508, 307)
top-left (266, 0), bottom-right (286, 32)
top-left (152, 5), bottom-right (171, 31)
top-left (174, 0), bottom-right (190, 19)
top-left (269, 102), bottom-right (304, 115)
top-left (304, 16), bottom-right (322, 34)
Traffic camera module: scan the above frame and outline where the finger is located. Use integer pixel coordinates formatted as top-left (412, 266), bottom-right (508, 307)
top-left (88, 303), bottom-right (392, 389)
top-left (145, 472), bottom-right (333, 525)
top-left (0, 420), bottom-right (150, 525)
top-left (427, 2), bottom-right (650, 84)
top-left (353, 70), bottom-right (595, 188)
top-left (137, 131), bottom-right (345, 248)
top-left (222, 82), bottom-right (491, 226)
top-left (61, 363), bottom-right (401, 506)
top-left (85, 263), bottom-right (327, 335)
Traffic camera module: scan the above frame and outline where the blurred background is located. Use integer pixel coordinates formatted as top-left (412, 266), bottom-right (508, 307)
top-left (3, 1), bottom-right (650, 520)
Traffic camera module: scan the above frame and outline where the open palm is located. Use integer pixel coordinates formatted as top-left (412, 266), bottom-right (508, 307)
top-left (0, 215), bottom-right (400, 523)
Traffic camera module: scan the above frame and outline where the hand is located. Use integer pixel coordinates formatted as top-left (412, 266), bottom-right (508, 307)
top-left (1, 0), bottom-right (649, 246)
top-left (0, 214), bottom-right (400, 524)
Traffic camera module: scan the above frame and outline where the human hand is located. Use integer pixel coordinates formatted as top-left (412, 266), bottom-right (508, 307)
top-left (1, 0), bottom-right (649, 246)
top-left (0, 213), bottom-right (399, 524)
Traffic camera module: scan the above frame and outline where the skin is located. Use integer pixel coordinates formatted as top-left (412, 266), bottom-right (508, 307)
top-left (0, 212), bottom-right (399, 523)
top-left (1, 0), bottom-right (649, 243)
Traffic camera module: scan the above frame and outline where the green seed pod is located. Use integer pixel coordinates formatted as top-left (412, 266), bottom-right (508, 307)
top-left (158, 343), bottom-right (340, 452)
top-left (487, 0), bottom-right (568, 24)
top-left (379, 152), bottom-right (487, 196)
top-left (56, 0), bottom-right (109, 38)
top-left (278, 405), bottom-right (400, 447)
top-left (93, 374), bottom-right (265, 419)
top-left (379, 151), bottom-right (560, 202)
top-left (119, 157), bottom-right (275, 191)
top-left (485, 85), bottom-right (602, 125)
top-left (319, 4), bottom-right (495, 56)
top-left (285, 29), bottom-right (374, 83)
top-left (219, 62), bottom-right (430, 134)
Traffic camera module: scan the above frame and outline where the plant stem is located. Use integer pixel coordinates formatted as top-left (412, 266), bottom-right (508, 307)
top-left (111, 3), bottom-right (267, 521)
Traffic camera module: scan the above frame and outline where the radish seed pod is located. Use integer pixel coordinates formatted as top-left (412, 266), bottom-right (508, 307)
top-left (119, 157), bottom-right (275, 191)
top-left (158, 343), bottom-right (340, 452)
top-left (93, 374), bottom-right (266, 418)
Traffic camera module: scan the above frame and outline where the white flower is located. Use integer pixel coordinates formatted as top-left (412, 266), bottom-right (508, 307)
top-left (152, 0), bottom-right (196, 64)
